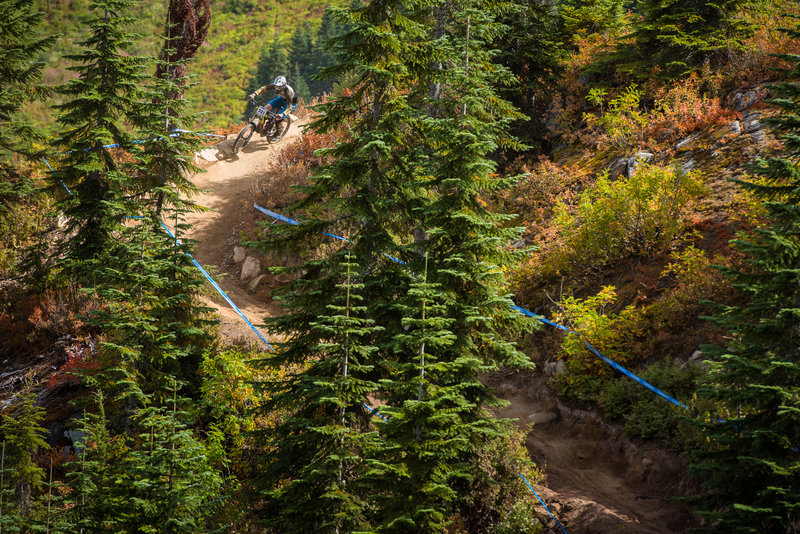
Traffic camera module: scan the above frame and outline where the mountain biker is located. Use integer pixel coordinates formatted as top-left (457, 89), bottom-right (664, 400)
top-left (248, 76), bottom-right (297, 136)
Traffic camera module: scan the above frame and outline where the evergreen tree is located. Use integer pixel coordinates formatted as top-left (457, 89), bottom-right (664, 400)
top-left (256, 253), bottom-right (384, 533)
top-left (688, 24), bottom-right (800, 533)
top-left (307, 8), bottom-right (344, 98)
top-left (0, 388), bottom-right (47, 520)
top-left (559, 0), bottom-right (628, 37)
top-left (62, 389), bottom-right (224, 532)
top-left (48, 0), bottom-right (215, 397)
top-left (49, 0), bottom-right (149, 276)
top-left (495, 0), bottom-right (565, 146)
top-left (245, 36), bottom-right (289, 117)
top-left (375, 256), bottom-right (463, 532)
top-left (624, 0), bottom-right (755, 80)
top-left (290, 61), bottom-right (310, 103)
top-left (251, 0), bottom-right (535, 530)
top-left (0, 0), bottom-right (55, 209)
top-left (399, 4), bottom-right (535, 529)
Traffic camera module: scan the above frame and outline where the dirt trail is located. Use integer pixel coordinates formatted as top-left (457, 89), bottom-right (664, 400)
top-left (183, 120), bottom-right (308, 344)
top-left (491, 372), bottom-right (697, 533)
top-left (186, 120), bottom-right (696, 533)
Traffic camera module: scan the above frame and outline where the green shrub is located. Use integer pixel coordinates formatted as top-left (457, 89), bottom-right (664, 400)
top-left (546, 163), bottom-right (703, 274)
top-left (599, 357), bottom-right (703, 443)
top-left (583, 84), bottom-right (649, 149)
top-left (490, 500), bottom-right (544, 534)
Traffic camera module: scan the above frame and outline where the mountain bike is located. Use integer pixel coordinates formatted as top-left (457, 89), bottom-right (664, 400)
top-left (232, 99), bottom-right (292, 153)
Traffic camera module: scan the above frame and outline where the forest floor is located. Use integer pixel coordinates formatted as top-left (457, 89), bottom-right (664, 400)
top-left (185, 123), bottom-right (697, 534)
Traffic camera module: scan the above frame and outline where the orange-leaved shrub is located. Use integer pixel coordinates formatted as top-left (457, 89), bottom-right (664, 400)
top-left (252, 126), bottom-right (348, 212)
top-left (647, 74), bottom-right (739, 146)
top-left (46, 343), bottom-right (101, 389)
top-left (497, 156), bottom-right (590, 242)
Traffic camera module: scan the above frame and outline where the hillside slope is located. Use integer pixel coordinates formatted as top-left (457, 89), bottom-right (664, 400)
top-left (29, 0), bottom-right (335, 128)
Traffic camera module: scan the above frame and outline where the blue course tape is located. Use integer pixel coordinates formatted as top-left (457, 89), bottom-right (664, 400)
top-left (520, 474), bottom-right (569, 534)
top-left (511, 305), bottom-right (570, 333)
top-left (253, 205), bottom-right (684, 409)
top-left (583, 342), bottom-right (687, 408)
top-left (41, 156), bottom-right (72, 194)
top-left (253, 203), bottom-right (300, 225)
top-left (253, 203), bottom-right (406, 264)
top-left (512, 305), bottom-right (686, 408)
top-left (159, 221), bottom-right (274, 350)
top-left (362, 402), bottom-right (389, 422)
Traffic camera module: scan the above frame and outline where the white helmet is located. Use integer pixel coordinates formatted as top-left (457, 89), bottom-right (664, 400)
top-left (273, 75), bottom-right (287, 88)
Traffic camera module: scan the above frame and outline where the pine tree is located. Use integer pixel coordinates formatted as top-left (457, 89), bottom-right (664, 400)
top-left (688, 24), bottom-right (800, 533)
top-left (62, 389), bottom-right (224, 532)
top-left (559, 0), bottom-right (627, 37)
top-left (0, 0), bottom-right (55, 209)
top-left (251, 0), bottom-right (536, 530)
top-left (289, 22), bottom-right (315, 101)
top-left (0, 388), bottom-right (48, 521)
top-left (50, 0), bottom-right (149, 276)
top-left (115, 384), bottom-right (224, 532)
top-left (625, 0), bottom-right (755, 80)
top-left (256, 252), bottom-right (384, 533)
top-left (375, 256), bottom-right (463, 532)
top-left (307, 8), bottom-right (346, 98)
top-left (246, 36), bottom-right (289, 117)
top-left (495, 0), bottom-right (565, 145)
top-left (48, 0), bottom-right (215, 397)
top-left (397, 4), bottom-right (535, 529)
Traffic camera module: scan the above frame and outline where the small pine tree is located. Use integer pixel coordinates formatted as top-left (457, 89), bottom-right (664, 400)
top-left (0, 388), bottom-right (48, 520)
top-left (625, 0), bottom-right (755, 80)
top-left (50, 0), bottom-right (149, 275)
top-left (256, 252), bottom-right (384, 533)
top-left (688, 23), bottom-right (800, 533)
top-left (62, 388), bottom-right (224, 532)
top-left (0, 0), bottom-right (56, 209)
top-left (290, 22), bottom-right (315, 90)
top-left (375, 256), bottom-right (464, 532)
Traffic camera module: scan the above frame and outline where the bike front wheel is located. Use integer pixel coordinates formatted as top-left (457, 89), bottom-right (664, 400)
top-left (233, 122), bottom-right (257, 153)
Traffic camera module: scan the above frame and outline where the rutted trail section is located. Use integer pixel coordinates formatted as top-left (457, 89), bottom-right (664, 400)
top-left (491, 372), bottom-right (697, 533)
top-left (185, 122), bottom-right (696, 533)
top-left (184, 121), bottom-right (308, 343)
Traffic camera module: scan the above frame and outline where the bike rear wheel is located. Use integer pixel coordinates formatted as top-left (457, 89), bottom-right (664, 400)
top-left (267, 115), bottom-right (292, 144)
top-left (233, 122), bottom-right (256, 153)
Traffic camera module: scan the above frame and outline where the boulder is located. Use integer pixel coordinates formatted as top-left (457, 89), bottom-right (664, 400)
top-left (744, 118), bottom-right (761, 133)
top-left (732, 90), bottom-right (758, 111)
top-left (197, 147), bottom-right (222, 162)
top-left (233, 246), bottom-right (246, 263)
top-left (240, 256), bottom-right (262, 281)
top-left (248, 274), bottom-right (266, 293)
top-left (729, 120), bottom-right (741, 135)
top-left (544, 360), bottom-right (565, 375)
top-left (626, 152), bottom-right (654, 177)
top-left (528, 411), bottom-right (558, 425)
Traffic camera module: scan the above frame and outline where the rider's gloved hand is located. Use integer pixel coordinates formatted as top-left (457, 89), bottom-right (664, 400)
top-left (247, 93), bottom-right (256, 101)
